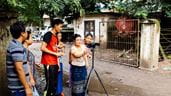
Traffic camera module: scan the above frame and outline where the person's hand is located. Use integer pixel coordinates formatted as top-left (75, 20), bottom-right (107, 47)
top-left (58, 64), bottom-right (61, 72)
top-left (86, 64), bottom-right (90, 68)
top-left (35, 64), bottom-right (42, 76)
top-left (55, 52), bottom-right (62, 56)
top-left (25, 87), bottom-right (32, 96)
top-left (35, 64), bottom-right (41, 71)
top-left (56, 52), bottom-right (65, 56)
top-left (62, 43), bottom-right (65, 48)
top-left (61, 52), bottom-right (65, 56)
top-left (29, 78), bottom-right (35, 87)
top-left (87, 54), bottom-right (92, 58)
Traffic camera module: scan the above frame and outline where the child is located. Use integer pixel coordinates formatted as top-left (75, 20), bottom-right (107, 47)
top-left (56, 32), bottom-right (65, 96)
top-left (69, 34), bottom-right (89, 96)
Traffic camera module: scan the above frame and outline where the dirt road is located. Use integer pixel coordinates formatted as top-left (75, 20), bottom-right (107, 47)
top-left (29, 42), bottom-right (171, 96)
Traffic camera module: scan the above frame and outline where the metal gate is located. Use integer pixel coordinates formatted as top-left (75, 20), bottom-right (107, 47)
top-left (98, 19), bottom-right (140, 67)
top-left (160, 28), bottom-right (171, 59)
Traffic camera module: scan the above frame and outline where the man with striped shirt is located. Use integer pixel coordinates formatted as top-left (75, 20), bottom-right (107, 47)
top-left (6, 21), bottom-right (32, 96)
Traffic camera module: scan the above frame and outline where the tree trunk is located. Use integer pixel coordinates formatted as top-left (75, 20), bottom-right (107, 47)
top-left (0, 26), bottom-right (10, 95)
top-left (0, 20), bottom-right (15, 95)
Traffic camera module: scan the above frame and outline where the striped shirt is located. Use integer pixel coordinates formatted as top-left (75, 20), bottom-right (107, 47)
top-left (6, 39), bottom-right (30, 92)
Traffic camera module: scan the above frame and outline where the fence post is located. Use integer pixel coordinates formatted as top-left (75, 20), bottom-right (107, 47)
top-left (140, 19), bottom-right (160, 71)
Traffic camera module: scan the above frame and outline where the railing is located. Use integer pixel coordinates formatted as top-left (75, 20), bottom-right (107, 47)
top-left (98, 19), bottom-right (140, 67)
top-left (160, 28), bottom-right (171, 59)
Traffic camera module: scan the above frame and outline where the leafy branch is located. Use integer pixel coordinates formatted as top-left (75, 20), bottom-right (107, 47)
top-left (107, 0), bottom-right (167, 19)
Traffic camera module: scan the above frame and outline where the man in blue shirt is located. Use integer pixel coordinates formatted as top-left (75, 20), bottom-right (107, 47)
top-left (6, 21), bottom-right (32, 96)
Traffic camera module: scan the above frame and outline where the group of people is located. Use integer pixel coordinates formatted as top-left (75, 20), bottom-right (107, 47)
top-left (6, 19), bottom-right (94, 96)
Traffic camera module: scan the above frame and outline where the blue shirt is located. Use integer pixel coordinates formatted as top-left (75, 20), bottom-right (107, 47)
top-left (6, 39), bottom-right (30, 92)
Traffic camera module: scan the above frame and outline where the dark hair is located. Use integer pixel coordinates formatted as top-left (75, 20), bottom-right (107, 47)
top-left (26, 30), bottom-right (31, 40)
top-left (56, 32), bottom-right (62, 35)
top-left (85, 33), bottom-right (93, 38)
top-left (73, 34), bottom-right (81, 41)
top-left (10, 21), bottom-right (26, 39)
top-left (51, 19), bottom-right (64, 28)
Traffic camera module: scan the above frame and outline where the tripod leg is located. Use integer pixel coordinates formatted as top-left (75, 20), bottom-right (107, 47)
top-left (85, 68), bottom-right (94, 96)
top-left (94, 69), bottom-right (109, 96)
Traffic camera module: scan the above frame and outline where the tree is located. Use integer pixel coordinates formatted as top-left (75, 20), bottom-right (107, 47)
top-left (0, 0), bottom-right (101, 25)
top-left (106, 0), bottom-right (171, 19)
top-left (1, 0), bottom-right (171, 24)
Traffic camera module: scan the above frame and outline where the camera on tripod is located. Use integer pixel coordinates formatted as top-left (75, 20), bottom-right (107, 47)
top-left (87, 42), bottom-right (100, 48)
top-left (85, 42), bottom-right (109, 96)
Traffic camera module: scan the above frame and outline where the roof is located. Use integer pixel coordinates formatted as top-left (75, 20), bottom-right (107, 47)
top-left (84, 12), bottom-right (121, 17)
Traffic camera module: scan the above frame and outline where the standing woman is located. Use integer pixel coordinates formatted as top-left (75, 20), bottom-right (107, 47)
top-left (23, 30), bottom-right (42, 95)
top-left (23, 30), bottom-right (35, 87)
top-left (84, 33), bottom-right (93, 47)
top-left (70, 34), bottom-right (89, 96)
top-left (84, 33), bottom-right (93, 58)
top-left (56, 32), bottom-right (65, 96)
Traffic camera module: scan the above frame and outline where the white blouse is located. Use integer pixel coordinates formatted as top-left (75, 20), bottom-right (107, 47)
top-left (70, 44), bottom-right (86, 66)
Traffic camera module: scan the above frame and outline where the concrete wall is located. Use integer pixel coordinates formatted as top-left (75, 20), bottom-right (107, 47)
top-left (99, 21), bottom-right (108, 48)
top-left (74, 16), bottom-right (109, 43)
top-left (44, 18), bottom-right (50, 26)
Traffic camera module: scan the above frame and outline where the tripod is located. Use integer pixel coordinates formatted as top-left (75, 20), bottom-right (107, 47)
top-left (85, 46), bottom-right (109, 96)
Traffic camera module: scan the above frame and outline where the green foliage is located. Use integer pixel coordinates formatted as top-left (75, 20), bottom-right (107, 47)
top-left (60, 0), bottom-right (85, 17)
top-left (3, 0), bottom-right (171, 24)
top-left (2, 0), bottom-right (99, 24)
top-left (107, 0), bottom-right (170, 19)
top-left (162, 2), bottom-right (171, 17)
top-left (134, 9), bottom-right (148, 19)
top-left (5, 0), bottom-right (42, 24)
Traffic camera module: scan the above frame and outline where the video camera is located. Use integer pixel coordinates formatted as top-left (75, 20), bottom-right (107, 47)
top-left (87, 42), bottom-right (100, 48)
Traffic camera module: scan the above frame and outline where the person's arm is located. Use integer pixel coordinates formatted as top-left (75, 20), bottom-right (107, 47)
top-left (85, 47), bottom-right (92, 58)
top-left (69, 50), bottom-right (72, 64)
top-left (15, 62), bottom-right (32, 96)
top-left (61, 43), bottom-right (65, 55)
top-left (59, 42), bottom-right (65, 56)
top-left (83, 49), bottom-right (89, 68)
top-left (71, 47), bottom-right (84, 58)
top-left (11, 47), bottom-right (32, 96)
top-left (61, 47), bottom-right (65, 56)
top-left (41, 42), bottom-right (61, 56)
top-left (28, 64), bottom-right (35, 87)
top-left (40, 32), bottom-right (61, 56)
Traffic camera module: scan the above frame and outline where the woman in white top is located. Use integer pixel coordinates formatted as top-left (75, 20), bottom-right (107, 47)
top-left (69, 34), bottom-right (89, 96)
